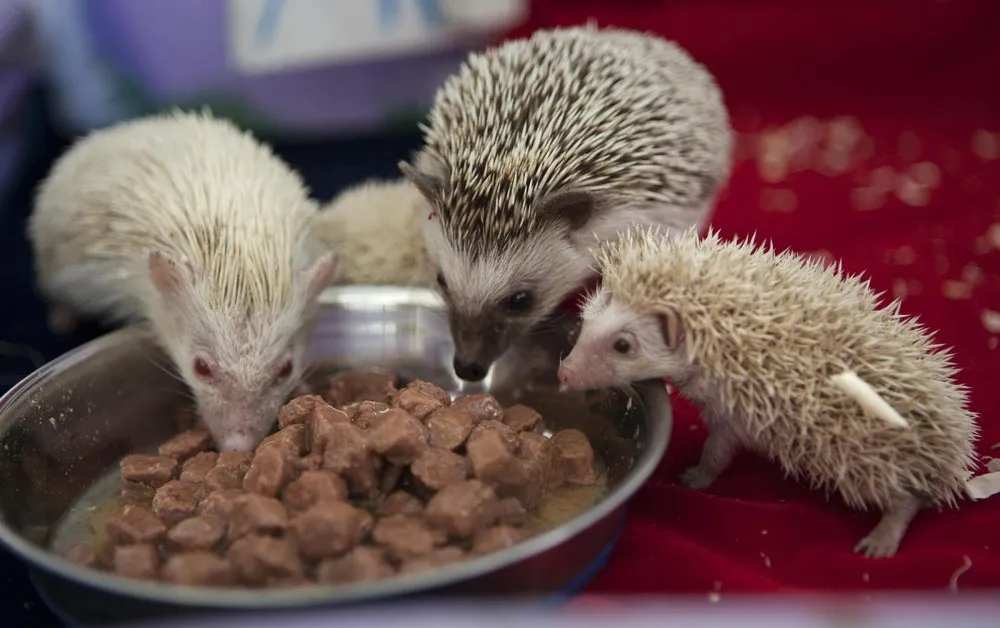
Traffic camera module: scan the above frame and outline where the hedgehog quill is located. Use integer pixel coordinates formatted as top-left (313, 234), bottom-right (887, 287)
top-left (311, 178), bottom-right (437, 287)
top-left (28, 110), bottom-right (336, 452)
top-left (557, 226), bottom-right (979, 558)
top-left (400, 25), bottom-right (733, 386)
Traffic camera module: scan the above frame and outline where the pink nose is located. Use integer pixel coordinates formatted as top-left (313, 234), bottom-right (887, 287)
top-left (558, 366), bottom-right (572, 387)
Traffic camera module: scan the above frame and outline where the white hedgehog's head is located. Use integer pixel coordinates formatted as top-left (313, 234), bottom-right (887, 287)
top-left (400, 26), bottom-right (732, 383)
top-left (558, 226), bottom-right (700, 391)
top-left (134, 110), bottom-right (337, 451)
top-left (147, 246), bottom-right (335, 452)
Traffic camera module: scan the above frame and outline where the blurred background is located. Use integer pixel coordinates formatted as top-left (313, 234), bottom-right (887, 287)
top-left (0, 0), bottom-right (998, 625)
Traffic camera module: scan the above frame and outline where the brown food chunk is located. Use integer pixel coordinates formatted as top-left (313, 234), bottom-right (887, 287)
top-left (452, 394), bottom-right (504, 424)
top-left (162, 552), bottom-right (234, 587)
top-left (404, 380), bottom-right (451, 406)
top-left (502, 405), bottom-right (542, 433)
top-left (180, 451), bottom-right (218, 483)
top-left (113, 544), bottom-right (160, 580)
top-left (281, 471), bottom-right (347, 515)
top-left (411, 449), bottom-right (468, 491)
top-left (468, 420), bottom-right (519, 451)
top-left (467, 429), bottom-right (528, 487)
top-left (287, 501), bottom-right (373, 560)
top-left (307, 404), bottom-right (351, 455)
top-left (277, 394), bottom-right (328, 429)
top-left (63, 544), bottom-right (98, 568)
top-left (379, 491), bottom-right (424, 517)
top-left (152, 479), bottom-right (201, 525)
top-left (217, 451), bottom-right (254, 469)
top-left (197, 489), bottom-right (244, 520)
top-left (399, 547), bottom-right (466, 575)
top-left (243, 447), bottom-right (292, 497)
top-left (228, 535), bottom-right (303, 586)
top-left (228, 494), bottom-right (288, 540)
top-left (322, 422), bottom-right (379, 496)
top-left (496, 497), bottom-right (528, 527)
top-left (120, 480), bottom-right (156, 502)
top-left (367, 409), bottom-right (429, 465)
top-left (347, 400), bottom-right (390, 429)
top-left (425, 480), bottom-right (500, 538)
top-left (393, 388), bottom-right (444, 420)
top-left (509, 431), bottom-right (558, 508)
top-left (257, 424), bottom-right (307, 460)
top-left (371, 514), bottom-right (441, 560)
top-left (293, 454), bottom-right (324, 472)
top-left (158, 428), bottom-right (212, 461)
top-left (167, 516), bottom-right (225, 551)
top-left (471, 526), bottom-right (528, 556)
top-left (106, 505), bottom-right (167, 545)
top-left (325, 368), bottom-right (397, 407)
top-left (119, 454), bottom-right (178, 488)
top-left (551, 429), bottom-right (598, 485)
top-left (316, 547), bottom-right (395, 584)
top-left (380, 464), bottom-right (406, 494)
top-left (426, 407), bottom-right (472, 451)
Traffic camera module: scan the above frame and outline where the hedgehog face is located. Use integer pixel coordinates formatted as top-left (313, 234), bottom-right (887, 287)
top-left (423, 223), bottom-right (594, 383)
top-left (559, 292), bottom-right (695, 390)
top-left (147, 250), bottom-right (336, 452)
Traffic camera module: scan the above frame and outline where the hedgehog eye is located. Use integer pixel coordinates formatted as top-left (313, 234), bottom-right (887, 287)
top-left (275, 359), bottom-right (293, 381)
top-left (505, 290), bottom-right (534, 313)
top-left (436, 271), bottom-right (447, 290)
top-left (612, 338), bottom-right (632, 355)
top-left (193, 357), bottom-right (213, 380)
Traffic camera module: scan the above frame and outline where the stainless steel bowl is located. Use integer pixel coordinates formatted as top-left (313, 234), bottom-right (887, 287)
top-left (0, 286), bottom-right (672, 624)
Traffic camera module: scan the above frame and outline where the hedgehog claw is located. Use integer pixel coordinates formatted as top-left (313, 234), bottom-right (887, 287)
top-left (853, 534), bottom-right (899, 559)
top-left (678, 466), bottom-right (715, 491)
top-left (48, 306), bottom-right (79, 335)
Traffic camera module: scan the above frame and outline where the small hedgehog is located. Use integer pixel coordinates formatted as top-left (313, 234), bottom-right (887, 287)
top-left (28, 110), bottom-right (336, 452)
top-left (399, 25), bottom-right (733, 383)
top-left (311, 178), bottom-right (436, 287)
top-left (557, 226), bottom-right (979, 558)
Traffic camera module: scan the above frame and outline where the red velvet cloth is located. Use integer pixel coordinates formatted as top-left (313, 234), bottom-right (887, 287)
top-left (510, 0), bottom-right (1000, 594)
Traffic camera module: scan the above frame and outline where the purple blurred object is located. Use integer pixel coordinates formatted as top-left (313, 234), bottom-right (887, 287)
top-left (26, 0), bottom-right (527, 138)
top-left (0, 0), bottom-right (37, 206)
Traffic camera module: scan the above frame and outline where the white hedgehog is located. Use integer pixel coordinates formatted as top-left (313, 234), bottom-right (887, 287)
top-left (557, 226), bottom-right (979, 558)
top-left (399, 25), bottom-right (733, 384)
top-left (28, 110), bottom-right (336, 452)
top-left (311, 178), bottom-right (436, 287)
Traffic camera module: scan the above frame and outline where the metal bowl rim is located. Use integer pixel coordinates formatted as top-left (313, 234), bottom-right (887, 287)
top-left (0, 286), bottom-right (670, 608)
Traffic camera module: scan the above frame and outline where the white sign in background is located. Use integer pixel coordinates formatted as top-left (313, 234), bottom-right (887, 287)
top-left (228, 0), bottom-right (528, 74)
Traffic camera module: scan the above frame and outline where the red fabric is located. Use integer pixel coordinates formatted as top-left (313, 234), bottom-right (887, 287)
top-left (512, 0), bottom-right (1000, 594)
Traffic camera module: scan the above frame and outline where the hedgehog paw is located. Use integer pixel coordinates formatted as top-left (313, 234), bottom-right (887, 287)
top-left (48, 306), bottom-right (78, 335)
top-left (853, 533), bottom-right (900, 559)
top-left (678, 466), bottom-right (716, 491)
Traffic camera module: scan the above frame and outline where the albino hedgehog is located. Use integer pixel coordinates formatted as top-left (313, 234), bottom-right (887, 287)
top-left (311, 178), bottom-right (437, 287)
top-left (558, 226), bottom-right (979, 558)
top-left (399, 24), bottom-right (733, 384)
top-left (28, 110), bottom-right (336, 452)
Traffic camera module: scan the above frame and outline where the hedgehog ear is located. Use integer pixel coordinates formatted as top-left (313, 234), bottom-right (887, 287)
top-left (536, 189), bottom-right (597, 233)
top-left (299, 252), bottom-right (338, 302)
top-left (398, 160), bottom-right (444, 202)
top-left (652, 306), bottom-right (684, 350)
top-left (148, 251), bottom-right (193, 299)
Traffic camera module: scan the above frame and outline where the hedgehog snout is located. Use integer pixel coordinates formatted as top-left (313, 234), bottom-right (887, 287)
top-left (217, 432), bottom-right (258, 453)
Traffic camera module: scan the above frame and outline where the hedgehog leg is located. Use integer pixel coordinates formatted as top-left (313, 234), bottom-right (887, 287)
top-left (853, 493), bottom-right (922, 558)
top-left (678, 424), bottom-right (741, 490)
top-left (47, 304), bottom-right (79, 335)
